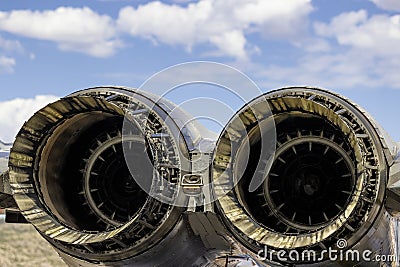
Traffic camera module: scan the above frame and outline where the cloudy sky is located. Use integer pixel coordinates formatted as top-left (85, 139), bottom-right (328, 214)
top-left (1, 0), bottom-right (400, 142)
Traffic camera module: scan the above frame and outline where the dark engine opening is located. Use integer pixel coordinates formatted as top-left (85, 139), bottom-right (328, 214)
top-left (237, 112), bottom-right (356, 233)
top-left (38, 113), bottom-right (152, 232)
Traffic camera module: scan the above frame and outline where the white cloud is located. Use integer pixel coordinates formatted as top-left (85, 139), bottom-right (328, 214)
top-left (257, 50), bottom-right (383, 90)
top-left (0, 56), bottom-right (15, 74)
top-left (235, 0), bottom-right (313, 40)
top-left (0, 35), bottom-right (23, 53)
top-left (370, 0), bottom-right (400, 12)
top-left (234, 5), bottom-right (400, 91)
top-left (169, 0), bottom-right (197, 3)
top-left (0, 2), bottom-right (313, 60)
top-left (0, 95), bottom-right (59, 142)
top-left (301, 38), bottom-right (331, 52)
top-left (117, 0), bottom-right (313, 60)
top-left (315, 10), bottom-right (400, 57)
top-left (0, 7), bottom-right (120, 57)
top-left (257, 9), bottom-right (400, 90)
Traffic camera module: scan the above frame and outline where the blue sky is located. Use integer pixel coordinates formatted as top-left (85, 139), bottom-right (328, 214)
top-left (1, 0), bottom-right (400, 142)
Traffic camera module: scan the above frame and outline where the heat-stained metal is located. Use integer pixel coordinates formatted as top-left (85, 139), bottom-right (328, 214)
top-left (1, 86), bottom-right (400, 266)
top-left (213, 87), bottom-right (396, 266)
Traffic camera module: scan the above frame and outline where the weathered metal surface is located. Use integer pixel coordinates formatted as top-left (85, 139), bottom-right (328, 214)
top-left (1, 86), bottom-right (400, 266)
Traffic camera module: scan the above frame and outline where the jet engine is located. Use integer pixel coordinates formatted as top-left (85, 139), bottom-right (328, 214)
top-left (5, 86), bottom-right (226, 266)
top-left (1, 86), bottom-right (400, 266)
top-left (213, 87), bottom-right (400, 266)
